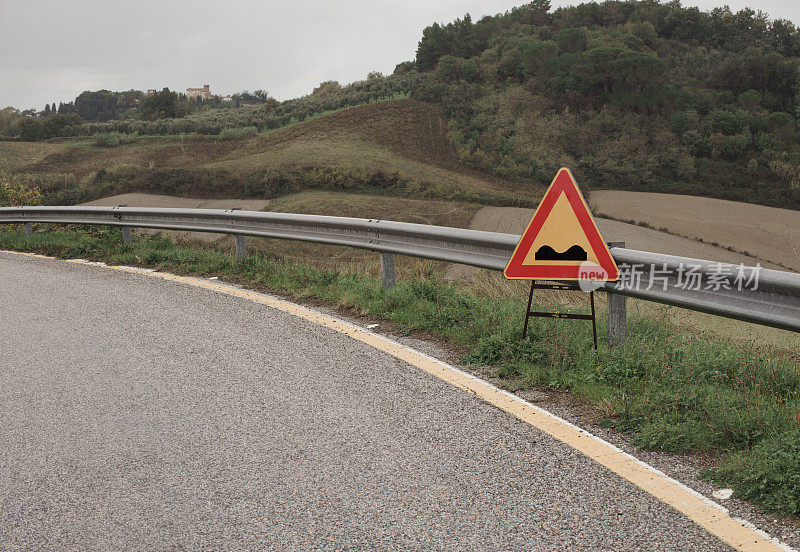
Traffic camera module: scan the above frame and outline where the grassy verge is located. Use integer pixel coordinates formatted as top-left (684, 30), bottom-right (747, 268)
top-left (2, 225), bottom-right (799, 517)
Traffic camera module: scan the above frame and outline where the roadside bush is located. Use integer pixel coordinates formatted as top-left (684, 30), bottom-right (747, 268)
top-left (0, 173), bottom-right (42, 206)
top-left (93, 131), bottom-right (138, 147)
top-left (13, 173), bottom-right (76, 203)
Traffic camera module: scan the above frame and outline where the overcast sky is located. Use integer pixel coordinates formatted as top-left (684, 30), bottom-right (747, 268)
top-left (1, 0), bottom-right (799, 111)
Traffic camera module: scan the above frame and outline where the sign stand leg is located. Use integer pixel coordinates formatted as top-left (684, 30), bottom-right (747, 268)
top-left (522, 280), bottom-right (535, 340)
top-left (590, 291), bottom-right (597, 350)
top-left (522, 281), bottom-right (598, 351)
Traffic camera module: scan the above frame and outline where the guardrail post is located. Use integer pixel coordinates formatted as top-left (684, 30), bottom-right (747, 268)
top-left (24, 222), bottom-right (32, 236)
top-left (379, 217), bottom-right (396, 289)
top-left (235, 235), bottom-right (247, 260)
top-left (117, 204), bottom-right (132, 245)
top-left (607, 241), bottom-right (627, 349)
top-left (381, 252), bottom-right (395, 289)
top-left (230, 208), bottom-right (247, 260)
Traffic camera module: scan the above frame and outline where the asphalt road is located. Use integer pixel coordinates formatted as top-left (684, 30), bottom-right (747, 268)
top-left (0, 252), bottom-right (734, 551)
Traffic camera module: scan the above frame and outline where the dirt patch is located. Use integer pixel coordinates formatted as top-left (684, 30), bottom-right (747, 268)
top-left (591, 190), bottom-right (800, 272)
top-left (466, 206), bottom-right (784, 269)
top-left (82, 193), bottom-right (269, 211)
top-left (81, 193), bottom-right (270, 242)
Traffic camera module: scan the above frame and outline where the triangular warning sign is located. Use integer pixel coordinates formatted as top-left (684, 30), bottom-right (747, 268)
top-left (504, 168), bottom-right (619, 281)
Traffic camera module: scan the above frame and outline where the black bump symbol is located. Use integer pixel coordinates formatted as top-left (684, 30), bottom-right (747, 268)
top-left (534, 245), bottom-right (587, 261)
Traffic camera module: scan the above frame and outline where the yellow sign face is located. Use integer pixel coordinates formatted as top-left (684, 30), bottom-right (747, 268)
top-left (520, 193), bottom-right (601, 267)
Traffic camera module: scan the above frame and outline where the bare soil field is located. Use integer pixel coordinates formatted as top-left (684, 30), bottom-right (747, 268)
top-left (591, 190), bottom-right (800, 272)
top-left (467, 206), bottom-right (784, 270)
top-left (82, 193), bottom-right (271, 242)
top-left (82, 193), bottom-right (270, 211)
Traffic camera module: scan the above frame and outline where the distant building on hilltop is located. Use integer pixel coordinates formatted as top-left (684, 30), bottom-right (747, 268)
top-left (186, 84), bottom-right (213, 100)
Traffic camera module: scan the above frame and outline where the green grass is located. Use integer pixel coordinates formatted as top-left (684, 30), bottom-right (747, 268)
top-left (2, 225), bottom-right (799, 517)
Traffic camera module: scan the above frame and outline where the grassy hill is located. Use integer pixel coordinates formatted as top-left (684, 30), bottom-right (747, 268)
top-left (1, 99), bottom-right (539, 208)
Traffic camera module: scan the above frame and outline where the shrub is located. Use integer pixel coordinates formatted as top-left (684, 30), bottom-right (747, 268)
top-left (0, 173), bottom-right (43, 206)
top-left (93, 131), bottom-right (138, 147)
top-left (720, 132), bottom-right (751, 159)
top-left (670, 111), bottom-right (689, 135)
top-left (219, 126), bottom-right (258, 140)
top-left (755, 132), bottom-right (782, 152)
top-left (680, 131), bottom-right (700, 152)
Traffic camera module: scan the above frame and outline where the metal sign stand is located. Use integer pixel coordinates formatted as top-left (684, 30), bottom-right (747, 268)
top-left (522, 281), bottom-right (598, 350)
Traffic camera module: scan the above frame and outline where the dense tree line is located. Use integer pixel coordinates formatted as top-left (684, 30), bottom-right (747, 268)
top-left (18, 113), bottom-right (83, 141)
top-left (415, 0), bottom-right (800, 71)
top-left (410, 0), bottom-right (800, 208)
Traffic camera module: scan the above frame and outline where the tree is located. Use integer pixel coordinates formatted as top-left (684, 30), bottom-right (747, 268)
top-left (769, 19), bottom-right (800, 57)
top-left (767, 111), bottom-right (795, 145)
top-left (461, 58), bottom-right (478, 82)
top-left (393, 61), bottom-right (416, 75)
top-left (738, 90), bottom-right (762, 112)
top-left (436, 55), bottom-right (459, 81)
top-left (311, 81), bottom-right (342, 96)
top-left (416, 23), bottom-right (448, 71)
top-left (44, 104), bottom-right (51, 116)
top-left (57, 101), bottom-right (75, 114)
top-left (75, 90), bottom-right (117, 121)
top-left (140, 88), bottom-right (182, 120)
top-left (42, 113), bottom-right (82, 138)
top-left (18, 118), bottom-right (44, 141)
top-left (557, 27), bottom-right (588, 53)
top-left (0, 107), bottom-right (21, 137)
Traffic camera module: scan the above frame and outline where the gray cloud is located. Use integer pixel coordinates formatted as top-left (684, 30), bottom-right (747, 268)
top-left (1, 0), bottom-right (799, 110)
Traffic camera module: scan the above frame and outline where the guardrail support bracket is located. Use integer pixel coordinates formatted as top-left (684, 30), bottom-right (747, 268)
top-left (121, 227), bottom-right (132, 245)
top-left (24, 222), bottom-right (32, 236)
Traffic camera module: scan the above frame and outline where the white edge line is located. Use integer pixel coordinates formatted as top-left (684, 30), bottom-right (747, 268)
top-left (7, 254), bottom-right (797, 552)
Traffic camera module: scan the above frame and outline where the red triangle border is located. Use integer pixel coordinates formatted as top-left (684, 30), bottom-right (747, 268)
top-left (504, 168), bottom-right (619, 281)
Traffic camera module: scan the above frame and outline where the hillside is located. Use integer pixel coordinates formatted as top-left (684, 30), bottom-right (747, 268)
top-left (5, 1), bottom-right (800, 210)
top-left (1, 99), bottom-right (539, 207)
top-left (410, 0), bottom-right (800, 209)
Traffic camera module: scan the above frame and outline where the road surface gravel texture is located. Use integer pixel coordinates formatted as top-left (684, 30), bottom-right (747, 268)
top-left (0, 252), bottom-right (734, 551)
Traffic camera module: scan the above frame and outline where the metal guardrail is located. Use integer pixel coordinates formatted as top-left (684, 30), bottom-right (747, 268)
top-left (2, 205), bottom-right (799, 334)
